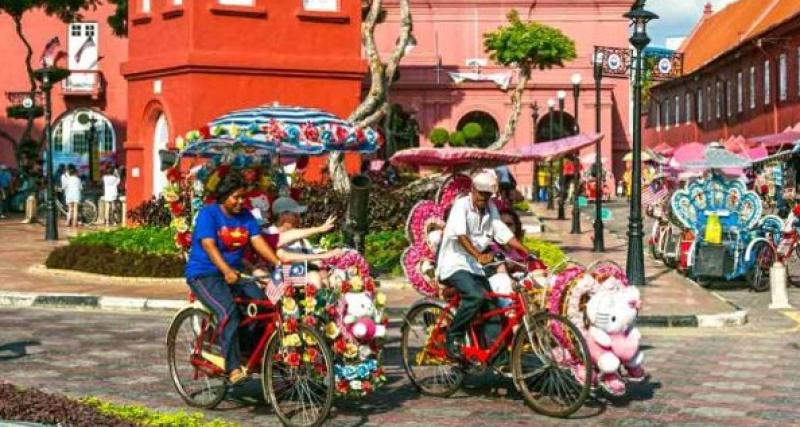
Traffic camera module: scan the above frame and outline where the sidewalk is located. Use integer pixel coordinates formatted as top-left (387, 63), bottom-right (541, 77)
top-left (526, 202), bottom-right (743, 326)
top-left (0, 212), bottom-right (744, 326)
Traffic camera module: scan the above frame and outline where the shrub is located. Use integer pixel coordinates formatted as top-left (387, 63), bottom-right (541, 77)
top-left (462, 122), bottom-right (483, 141)
top-left (82, 396), bottom-right (241, 427)
top-left (46, 244), bottom-right (185, 278)
top-left (449, 131), bottom-right (466, 147)
top-left (128, 196), bottom-right (172, 227)
top-left (70, 227), bottom-right (179, 256)
top-left (429, 127), bottom-right (449, 147)
top-left (523, 236), bottom-right (567, 269)
top-left (513, 200), bottom-right (531, 212)
top-left (316, 230), bottom-right (408, 276)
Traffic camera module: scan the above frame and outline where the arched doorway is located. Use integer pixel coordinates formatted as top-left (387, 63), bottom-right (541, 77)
top-left (456, 111), bottom-right (499, 148)
top-left (535, 111), bottom-right (576, 142)
top-left (52, 109), bottom-right (117, 179)
top-left (152, 113), bottom-right (169, 196)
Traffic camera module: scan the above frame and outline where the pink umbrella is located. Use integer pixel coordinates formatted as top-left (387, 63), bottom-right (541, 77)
top-left (390, 147), bottom-right (525, 169)
top-left (671, 142), bottom-right (706, 168)
top-left (517, 133), bottom-right (604, 161)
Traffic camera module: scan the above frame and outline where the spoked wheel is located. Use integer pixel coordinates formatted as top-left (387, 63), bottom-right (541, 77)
top-left (401, 303), bottom-right (465, 397)
top-left (512, 312), bottom-right (592, 418)
top-left (166, 307), bottom-right (228, 409)
top-left (263, 324), bottom-right (334, 427)
top-left (787, 247), bottom-right (800, 287)
top-left (747, 241), bottom-right (775, 292)
top-left (80, 200), bottom-right (98, 225)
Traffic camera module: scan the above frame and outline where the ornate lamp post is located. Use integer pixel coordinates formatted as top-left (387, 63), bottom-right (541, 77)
top-left (546, 98), bottom-right (556, 210)
top-left (86, 115), bottom-right (98, 182)
top-left (33, 66), bottom-right (70, 241)
top-left (530, 102), bottom-right (540, 202)
top-left (592, 49), bottom-right (606, 252)
top-left (570, 73), bottom-right (582, 234)
top-left (557, 90), bottom-right (567, 220)
top-left (624, 1), bottom-right (658, 286)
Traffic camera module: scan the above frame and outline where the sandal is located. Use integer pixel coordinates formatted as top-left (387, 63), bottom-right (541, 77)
top-left (228, 367), bottom-right (248, 385)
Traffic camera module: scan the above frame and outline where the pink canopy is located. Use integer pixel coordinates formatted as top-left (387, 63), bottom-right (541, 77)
top-left (390, 147), bottom-right (525, 168)
top-left (747, 131), bottom-right (800, 149)
top-left (671, 142), bottom-right (706, 168)
top-left (517, 133), bottom-right (604, 161)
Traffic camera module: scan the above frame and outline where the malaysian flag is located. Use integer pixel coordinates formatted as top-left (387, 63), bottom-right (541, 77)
top-left (642, 186), bottom-right (669, 207)
top-left (264, 263), bottom-right (308, 305)
top-left (266, 267), bottom-right (288, 305)
top-left (283, 262), bottom-right (308, 287)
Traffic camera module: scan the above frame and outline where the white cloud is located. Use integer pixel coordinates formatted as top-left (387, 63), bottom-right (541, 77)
top-left (648, 0), bottom-right (738, 47)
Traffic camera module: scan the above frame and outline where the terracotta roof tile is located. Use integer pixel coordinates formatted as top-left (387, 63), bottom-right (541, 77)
top-left (679, 0), bottom-right (800, 74)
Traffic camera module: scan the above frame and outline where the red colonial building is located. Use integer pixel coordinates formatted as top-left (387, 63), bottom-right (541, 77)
top-left (1, 0), bottom-right (365, 209)
top-left (644, 0), bottom-right (800, 149)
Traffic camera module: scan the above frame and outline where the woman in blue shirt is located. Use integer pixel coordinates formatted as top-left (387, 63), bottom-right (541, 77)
top-left (185, 171), bottom-right (283, 385)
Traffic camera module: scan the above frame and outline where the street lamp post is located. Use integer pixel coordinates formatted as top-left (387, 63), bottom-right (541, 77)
top-left (86, 115), bottom-right (98, 182)
top-left (33, 66), bottom-right (70, 241)
top-left (546, 99), bottom-right (556, 210)
top-left (530, 102), bottom-right (540, 203)
top-left (624, 2), bottom-right (658, 286)
top-left (557, 90), bottom-right (567, 220)
top-left (592, 49), bottom-right (606, 252)
top-left (570, 73), bottom-right (582, 234)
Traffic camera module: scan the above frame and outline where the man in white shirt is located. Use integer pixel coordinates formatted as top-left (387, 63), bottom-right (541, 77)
top-left (437, 169), bottom-right (531, 363)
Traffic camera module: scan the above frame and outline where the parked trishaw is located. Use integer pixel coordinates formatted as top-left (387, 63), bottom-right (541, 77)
top-left (390, 140), bottom-right (648, 417)
top-left (163, 105), bottom-right (387, 427)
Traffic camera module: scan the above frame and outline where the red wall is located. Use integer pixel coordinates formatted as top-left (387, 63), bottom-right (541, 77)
top-left (122, 0), bottom-right (365, 208)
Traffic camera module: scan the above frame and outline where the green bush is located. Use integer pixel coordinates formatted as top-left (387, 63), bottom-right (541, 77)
top-left (81, 396), bottom-right (241, 427)
top-left (462, 122), bottom-right (483, 140)
top-left (513, 200), bottom-right (530, 212)
top-left (46, 244), bottom-right (185, 278)
top-left (317, 230), bottom-right (409, 276)
top-left (449, 131), bottom-right (466, 147)
top-left (429, 127), bottom-right (449, 147)
top-left (70, 227), bottom-right (179, 256)
top-left (523, 236), bottom-right (567, 269)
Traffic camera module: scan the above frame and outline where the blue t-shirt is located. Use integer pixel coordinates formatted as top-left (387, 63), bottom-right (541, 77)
top-left (0, 171), bottom-right (11, 189)
top-left (185, 204), bottom-right (261, 279)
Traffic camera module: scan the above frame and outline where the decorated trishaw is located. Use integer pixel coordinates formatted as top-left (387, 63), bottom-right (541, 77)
top-left (390, 141), bottom-right (648, 417)
top-left (669, 145), bottom-right (774, 291)
top-left (163, 105), bottom-right (388, 427)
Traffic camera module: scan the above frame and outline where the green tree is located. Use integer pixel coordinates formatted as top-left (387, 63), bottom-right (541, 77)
top-left (483, 10), bottom-right (576, 150)
top-left (429, 127), bottom-right (449, 148)
top-left (0, 0), bottom-right (112, 169)
top-left (449, 131), bottom-right (466, 147)
top-left (106, 0), bottom-right (127, 36)
top-left (461, 122), bottom-right (483, 142)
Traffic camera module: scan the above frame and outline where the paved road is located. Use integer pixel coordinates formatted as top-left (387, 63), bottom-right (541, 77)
top-left (1, 307), bottom-right (799, 426)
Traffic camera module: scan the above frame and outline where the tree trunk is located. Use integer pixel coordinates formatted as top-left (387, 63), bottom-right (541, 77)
top-left (8, 15), bottom-right (42, 168)
top-left (330, 0), bottom-right (413, 193)
top-left (487, 65), bottom-right (531, 151)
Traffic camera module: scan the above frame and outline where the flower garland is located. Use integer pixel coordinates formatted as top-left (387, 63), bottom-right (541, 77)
top-left (281, 255), bottom-right (388, 398)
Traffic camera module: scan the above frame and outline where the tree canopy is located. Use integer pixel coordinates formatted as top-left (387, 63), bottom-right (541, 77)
top-left (484, 10), bottom-right (576, 71)
top-left (0, 0), bottom-right (100, 20)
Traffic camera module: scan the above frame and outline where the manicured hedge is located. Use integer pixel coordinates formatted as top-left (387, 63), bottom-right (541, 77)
top-left (46, 244), bottom-right (185, 278)
top-left (70, 227), bottom-right (179, 256)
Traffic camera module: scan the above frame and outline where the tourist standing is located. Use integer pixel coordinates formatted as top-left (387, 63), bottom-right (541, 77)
top-left (0, 165), bottom-right (11, 219)
top-left (63, 165), bottom-right (82, 227)
top-left (102, 165), bottom-right (120, 225)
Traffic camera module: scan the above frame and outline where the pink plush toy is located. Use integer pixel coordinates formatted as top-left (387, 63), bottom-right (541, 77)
top-left (351, 318), bottom-right (378, 340)
top-left (585, 286), bottom-right (646, 396)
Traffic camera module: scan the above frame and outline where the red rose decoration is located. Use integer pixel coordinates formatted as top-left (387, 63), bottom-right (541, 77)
top-left (361, 380), bottom-right (372, 393)
top-left (305, 347), bottom-right (319, 362)
top-left (334, 338), bottom-right (347, 354)
top-left (302, 315), bottom-right (317, 327)
top-left (285, 351), bottom-right (301, 367)
top-left (336, 380), bottom-right (349, 394)
top-left (175, 231), bottom-right (192, 250)
top-left (169, 201), bottom-right (184, 216)
top-left (303, 123), bottom-right (320, 141)
top-left (166, 167), bottom-right (181, 183)
top-left (305, 285), bottom-right (317, 298)
top-left (341, 281), bottom-right (351, 294)
top-left (199, 125), bottom-right (211, 139)
top-left (315, 363), bottom-right (328, 376)
top-left (284, 286), bottom-right (296, 297)
top-left (285, 317), bottom-right (298, 333)
top-left (326, 304), bottom-right (337, 317)
top-left (355, 128), bottom-right (365, 143)
top-left (335, 126), bottom-right (348, 144)
top-left (365, 278), bottom-right (375, 294)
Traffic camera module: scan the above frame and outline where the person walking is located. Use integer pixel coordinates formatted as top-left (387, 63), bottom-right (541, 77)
top-left (102, 165), bottom-right (120, 225)
top-left (63, 165), bottom-right (82, 227)
top-left (0, 165), bottom-right (11, 219)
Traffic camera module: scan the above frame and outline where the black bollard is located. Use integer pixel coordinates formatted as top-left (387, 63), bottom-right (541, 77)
top-left (346, 174), bottom-right (372, 253)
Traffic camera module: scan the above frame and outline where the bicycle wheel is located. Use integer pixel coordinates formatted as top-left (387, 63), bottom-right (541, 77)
top-left (746, 241), bottom-right (774, 292)
top-left (166, 307), bottom-right (227, 409)
top-left (787, 247), bottom-right (800, 287)
top-left (512, 312), bottom-right (591, 418)
top-left (111, 202), bottom-right (123, 225)
top-left (263, 324), bottom-right (334, 427)
top-left (80, 200), bottom-right (98, 225)
top-left (401, 302), bottom-right (465, 397)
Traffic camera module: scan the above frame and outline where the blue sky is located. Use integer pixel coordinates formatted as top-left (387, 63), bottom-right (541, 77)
top-left (648, 0), bottom-right (738, 47)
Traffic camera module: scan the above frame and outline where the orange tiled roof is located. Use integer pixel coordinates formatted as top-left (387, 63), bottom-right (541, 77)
top-left (679, 0), bottom-right (800, 74)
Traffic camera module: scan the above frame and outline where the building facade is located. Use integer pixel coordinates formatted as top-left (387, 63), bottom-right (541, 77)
top-left (374, 0), bottom-right (635, 189)
top-left (644, 0), bottom-right (800, 149)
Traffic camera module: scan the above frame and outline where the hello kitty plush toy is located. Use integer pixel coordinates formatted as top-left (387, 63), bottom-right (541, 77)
top-left (585, 286), bottom-right (646, 396)
top-left (343, 292), bottom-right (386, 341)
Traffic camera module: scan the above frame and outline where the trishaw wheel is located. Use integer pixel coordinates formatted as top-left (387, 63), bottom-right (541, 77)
top-left (167, 307), bottom-right (227, 409)
top-left (649, 243), bottom-right (660, 260)
top-left (79, 200), bottom-right (98, 225)
top-left (400, 303), bottom-right (465, 397)
top-left (787, 248), bottom-right (800, 288)
top-left (263, 324), bottom-right (334, 427)
top-left (747, 242), bottom-right (774, 292)
top-left (512, 312), bottom-right (591, 418)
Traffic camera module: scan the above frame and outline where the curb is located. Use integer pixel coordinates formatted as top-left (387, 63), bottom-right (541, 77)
top-left (27, 264), bottom-right (186, 286)
top-left (0, 290), bottom-right (747, 327)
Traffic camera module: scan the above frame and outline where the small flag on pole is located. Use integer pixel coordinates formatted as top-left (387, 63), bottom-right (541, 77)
top-left (265, 267), bottom-right (288, 305)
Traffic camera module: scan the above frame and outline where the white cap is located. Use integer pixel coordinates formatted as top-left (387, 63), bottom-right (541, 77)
top-left (272, 196), bottom-right (307, 215)
top-left (471, 169), bottom-right (498, 193)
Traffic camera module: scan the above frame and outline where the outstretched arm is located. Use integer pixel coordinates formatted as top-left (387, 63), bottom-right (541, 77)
top-left (277, 215), bottom-right (336, 247)
top-left (251, 235), bottom-right (284, 265)
top-left (277, 248), bottom-right (344, 263)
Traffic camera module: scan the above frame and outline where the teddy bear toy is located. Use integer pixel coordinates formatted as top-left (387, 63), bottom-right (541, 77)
top-left (585, 286), bottom-right (646, 396)
top-left (343, 292), bottom-right (386, 341)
